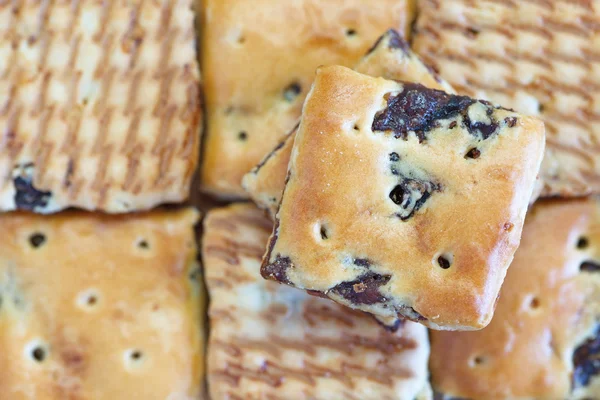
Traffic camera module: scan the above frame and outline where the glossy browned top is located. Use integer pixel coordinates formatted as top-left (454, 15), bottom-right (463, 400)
top-left (263, 65), bottom-right (545, 330)
top-left (430, 199), bottom-right (600, 399)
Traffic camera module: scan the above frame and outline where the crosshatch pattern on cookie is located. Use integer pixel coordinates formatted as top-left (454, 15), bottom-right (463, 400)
top-left (0, 1), bottom-right (201, 213)
top-left (414, 0), bottom-right (600, 197)
top-left (204, 203), bottom-right (432, 400)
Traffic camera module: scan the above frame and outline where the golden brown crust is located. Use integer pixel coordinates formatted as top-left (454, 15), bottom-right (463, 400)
top-left (241, 126), bottom-right (297, 217)
top-left (262, 65), bottom-right (545, 330)
top-left (430, 199), bottom-right (600, 399)
top-left (242, 29), bottom-right (456, 217)
top-left (413, 0), bottom-right (600, 197)
top-left (203, 203), bottom-right (432, 400)
top-left (0, 208), bottom-right (203, 399)
top-left (0, 1), bottom-right (201, 213)
top-left (200, 0), bottom-right (416, 198)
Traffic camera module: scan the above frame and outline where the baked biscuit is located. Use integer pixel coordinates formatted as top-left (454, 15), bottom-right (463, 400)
top-left (413, 0), bottom-right (600, 197)
top-left (0, 1), bottom-right (201, 213)
top-left (430, 199), bottom-right (600, 399)
top-left (262, 65), bottom-right (545, 330)
top-left (0, 208), bottom-right (204, 399)
top-left (242, 30), bottom-right (456, 217)
top-left (203, 203), bottom-right (432, 400)
top-left (200, 0), bottom-right (416, 198)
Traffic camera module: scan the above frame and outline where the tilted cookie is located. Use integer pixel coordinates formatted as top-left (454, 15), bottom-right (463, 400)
top-left (262, 65), bottom-right (545, 330)
top-left (430, 199), bottom-right (600, 399)
top-left (413, 0), bottom-right (600, 197)
top-left (200, 0), bottom-right (416, 198)
top-left (0, 1), bottom-right (201, 213)
top-left (204, 203), bottom-right (432, 400)
top-left (0, 209), bottom-right (203, 400)
top-left (243, 29), bottom-right (456, 218)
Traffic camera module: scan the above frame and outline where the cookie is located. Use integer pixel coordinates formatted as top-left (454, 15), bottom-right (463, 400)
top-left (203, 203), bottom-right (432, 400)
top-left (242, 29), bottom-right (456, 217)
top-left (262, 65), bottom-right (545, 330)
top-left (413, 0), bottom-right (600, 197)
top-left (200, 0), bottom-right (416, 198)
top-left (430, 199), bottom-right (600, 399)
top-left (0, 1), bottom-right (201, 213)
top-left (0, 208), bottom-right (204, 399)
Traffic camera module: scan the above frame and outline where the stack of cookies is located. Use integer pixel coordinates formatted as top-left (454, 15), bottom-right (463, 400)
top-left (201, 1), bottom-right (600, 399)
top-left (1, 1), bottom-right (599, 399)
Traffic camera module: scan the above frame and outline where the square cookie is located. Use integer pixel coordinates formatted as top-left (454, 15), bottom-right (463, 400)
top-left (413, 0), bottom-right (600, 197)
top-left (200, 0), bottom-right (416, 198)
top-left (430, 199), bottom-right (600, 399)
top-left (262, 65), bottom-right (545, 330)
top-left (0, 1), bottom-right (201, 213)
top-left (0, 208), bottom-right (204, 399)
top-left (203, 203), bottom-right (432, 400)
top-left (242, 29), bottom-right (456, 218)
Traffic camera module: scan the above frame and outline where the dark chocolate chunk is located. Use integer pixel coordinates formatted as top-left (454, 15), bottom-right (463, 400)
top-left (463, 107), bottom-right (499, 139)
top-left (465, 148), bottom-right (481, 159)
top-left (13, 165), bottom-right (51, 211)
top-left (388, 157), bottom-right (441, 220)
top-left (329, 272), bottom-right (391, 305)
top-left (389, 178), bottom-right (440, 221)
top-left (353, 258), bottom-right (371, 268)
top-left (262, 255), bottom-right (293, 285)
top-left (384, 29), bottom-right (410, 53)
top-left (580, 261), bottom-right (600, 272)
top-left (306, 290), bottom-right (329, 299)
top-left (366, 29), bottom-right (409, 55)
top-left (504, 117), bottom-right (518, 128)
top-left (399, 306), bottom-right (427, 322)
top-left (373, 315), bottom-right (405, 332)
top-left (573, 326), bottom-right (600, 389)
top-left (372, 83), bottom-right (475, 141)
top-left (373, 84), bottom-right (505, 141)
